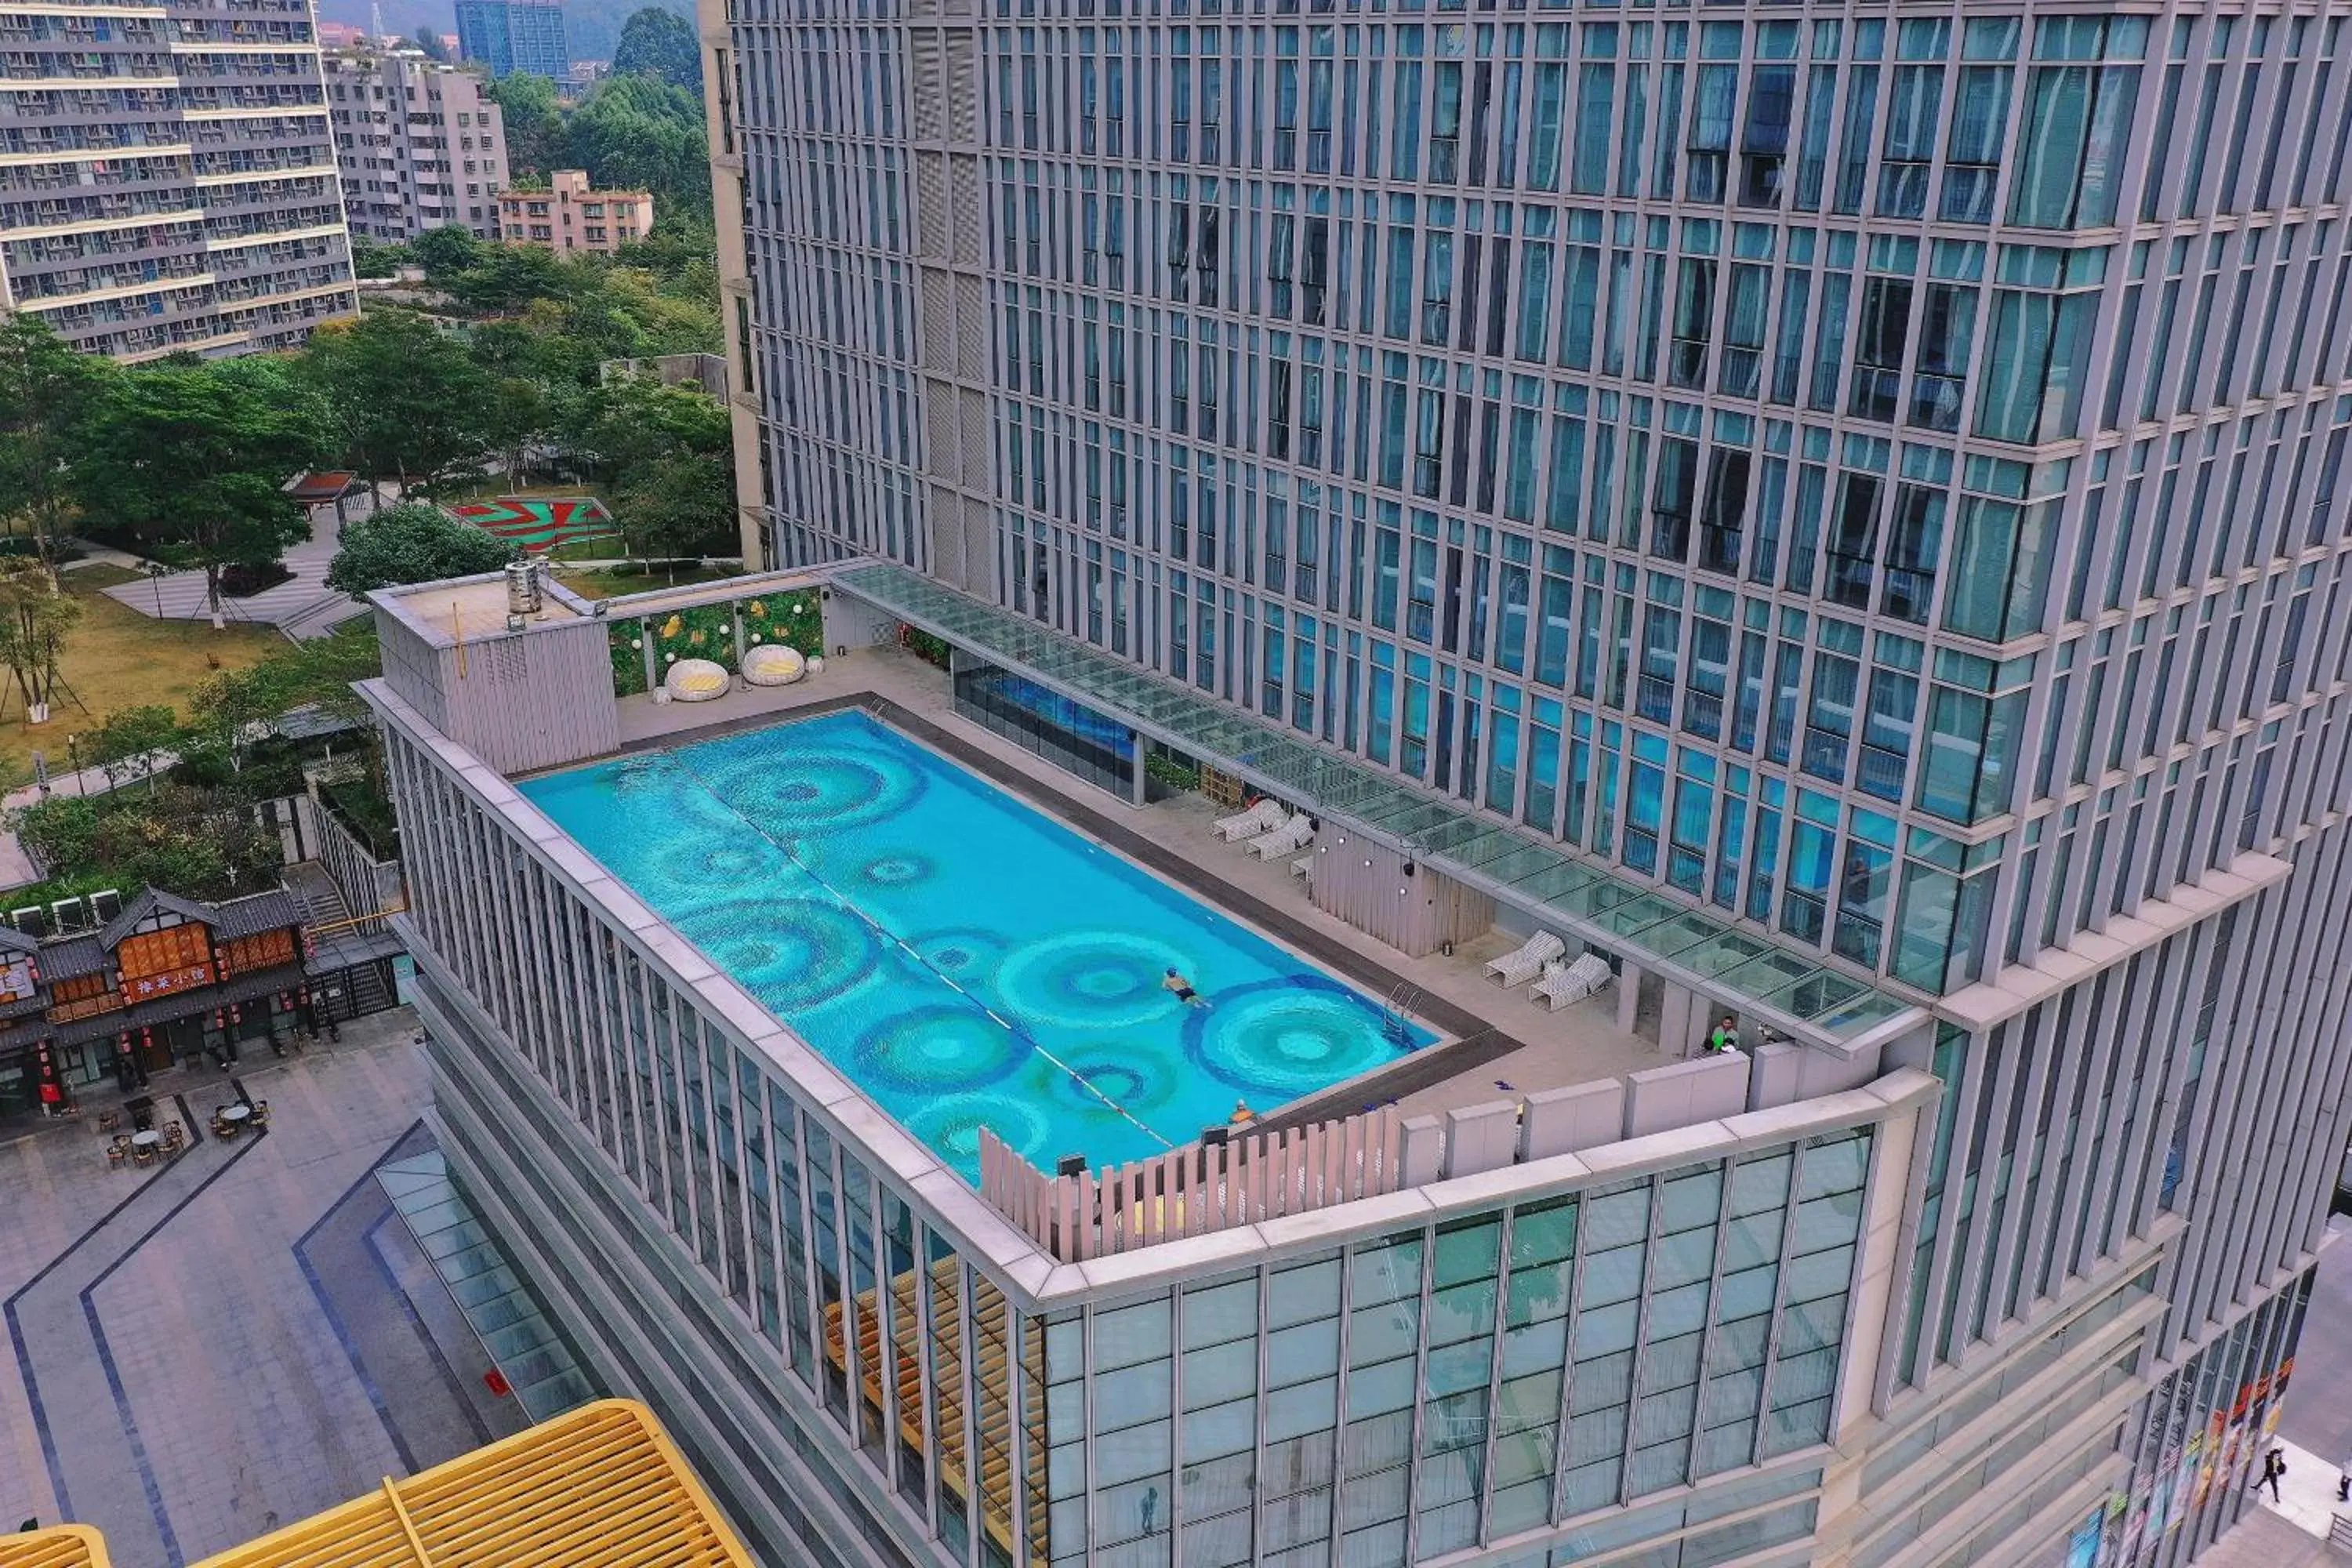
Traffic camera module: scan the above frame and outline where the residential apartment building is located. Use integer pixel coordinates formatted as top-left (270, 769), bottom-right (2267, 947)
top-left (324, 47), bottom-right (508, 241)
top-left (671, 2), bottom-right (2352, 1566)
top-left (495, 166), bottom-right (650, 251)
top-left (0, 0), bottom-right (356, 359)
top-left (453, 0), bottom-right (567, 80)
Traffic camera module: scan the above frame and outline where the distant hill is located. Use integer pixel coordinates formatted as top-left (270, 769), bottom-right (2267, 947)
top-left (313, 0), bottom-right (689, 66)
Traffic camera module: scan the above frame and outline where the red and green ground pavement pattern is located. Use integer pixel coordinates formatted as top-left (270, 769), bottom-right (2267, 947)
top-left (447, 496), bottom-right (620, 555)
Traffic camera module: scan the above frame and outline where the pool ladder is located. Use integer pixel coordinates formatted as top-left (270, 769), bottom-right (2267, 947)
top-left (1382, 984), bottom-right (1423, 1046)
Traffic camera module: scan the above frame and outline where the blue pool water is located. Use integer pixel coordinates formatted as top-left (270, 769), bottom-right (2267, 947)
top-left (521, 711), bottom-right (1430, 1179)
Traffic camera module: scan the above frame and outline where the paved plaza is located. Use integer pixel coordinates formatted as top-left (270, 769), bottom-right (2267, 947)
top-left (0, 1007), bottom-right (525, 1563)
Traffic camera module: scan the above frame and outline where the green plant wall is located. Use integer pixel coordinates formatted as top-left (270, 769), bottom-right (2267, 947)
top-left (652, 604), bottom-right (738, 673)
top-left (610, 616), bottom-right (649, 696)
top-left (738, 587), bottom-right (824, 658)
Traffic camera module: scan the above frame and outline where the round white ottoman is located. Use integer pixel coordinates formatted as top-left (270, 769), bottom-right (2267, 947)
top-left (665, 657), bottom-right (730, 702)
top-left (741, 643), bottom-right (807, 687)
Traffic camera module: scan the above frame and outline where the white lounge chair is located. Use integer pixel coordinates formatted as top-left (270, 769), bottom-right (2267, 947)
top-left (1530, 953), bottom-right (1614, 1012)
top-left (1214, 798), bottom-right (1289, 841)
top-left (1250, 815), bottom-right (1316, 860)
top-left (1485, 930), bottom-right (1566, 988)
top-left (1290, 854), bottom-right (1313, 879)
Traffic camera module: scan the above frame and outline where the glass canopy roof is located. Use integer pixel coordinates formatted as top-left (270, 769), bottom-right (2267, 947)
top-left (837, 563), bottom-right (1919, 1044)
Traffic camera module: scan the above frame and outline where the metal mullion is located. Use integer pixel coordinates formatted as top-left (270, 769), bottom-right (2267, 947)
top-left (1822, 1127), bottom-right (1887, 1444)
top-left (1472, 1205), bottom-right (1515, 1549)
top-left (1397, 1228), bottom-right (1439, 1566)
top-left (1748, 1139), bottom-right (1810, 1465)
top-left (1615, 1175), bottom-right (1665, 1510)
top-left (786, 1098), bottom-right (827, 1408)
top-left (657, 977), bottom-right (697, 1243)
top-left (1987, 995), bottom-right (2074, 1334)
top-left (1680, 1156), bottom-right (1739, 1487)
top-left (1249, 1265), bottom-right (1272, 1567)
top-left (1545, 1188), bottom-right (1592, 1528)
top-left (912, 1221), bottom-right (940, 1542)
top-left (865, 1171), bottom-right (900, 1494)
top-left (956, 1259), bottom-right (985, 1568)
top-left (1327, 1249), bottom-right (1359, 1561)
top-left (2071, 946), bottom-right (2182, 1278)
top-left (1929, 1019), bottom-right (2022, 1381)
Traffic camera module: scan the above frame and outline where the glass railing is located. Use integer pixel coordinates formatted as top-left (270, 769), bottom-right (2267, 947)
top-left (837, 561), bottom-right (1921, 1044)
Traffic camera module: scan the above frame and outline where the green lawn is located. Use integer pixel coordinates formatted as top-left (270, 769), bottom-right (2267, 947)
top-left (553, 561), bottom-right (740, 599)
top-left (0, 566), bottom-right (281, 786)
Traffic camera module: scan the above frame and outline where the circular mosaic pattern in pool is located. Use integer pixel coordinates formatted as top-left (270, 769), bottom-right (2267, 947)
top-left (996, 931), bottom-right (1190, 1029)
top-left (1185, 978), bottom-right (1401, 1100)
top-left (673, 896), bottom-right (883, 1012)
top-left (854, 1004), bottom-right (1025, 1094)
top-left (856, 848), bottom-right (936, 889)
top-left (905, 927), bottom-right (1009, 987)
top-left (696, 745), bottom-right (925, 834)
top-left (902, 1090), bottom-right (1054, 1173)
top-left (658, 837), bottom-right (772, 890)
top-left (1048, 1053), bottom-right (1173, 1122)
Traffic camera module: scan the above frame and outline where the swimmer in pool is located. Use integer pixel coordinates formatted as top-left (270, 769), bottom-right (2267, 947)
top-left (1163, 967), bottom-right (1207, 1006)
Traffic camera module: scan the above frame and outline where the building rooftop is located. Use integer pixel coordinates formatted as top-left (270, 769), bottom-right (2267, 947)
top-left (382, 575), bottom-right (579, 643)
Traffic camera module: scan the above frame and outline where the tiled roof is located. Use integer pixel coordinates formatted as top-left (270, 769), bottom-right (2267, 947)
top-left (208, 890), bottom-right (303, 941)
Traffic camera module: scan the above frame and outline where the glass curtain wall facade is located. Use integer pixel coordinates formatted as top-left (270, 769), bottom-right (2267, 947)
top-left (372, 677), bottom-right (1932, 1568)
top-left (703, 0), bottom-right (2352, 1560)
top-left (0, 0), bottom-right (358, 358)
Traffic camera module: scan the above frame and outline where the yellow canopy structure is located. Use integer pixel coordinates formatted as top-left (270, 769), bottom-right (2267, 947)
top-left (2, 1400), bottom-right (752, 1568)
top-left (0, 1525), bottom-right (109, 1568)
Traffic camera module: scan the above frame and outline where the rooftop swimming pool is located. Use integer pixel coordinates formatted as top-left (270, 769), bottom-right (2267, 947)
top-left (521, 710), bottom-right (1431, 1178)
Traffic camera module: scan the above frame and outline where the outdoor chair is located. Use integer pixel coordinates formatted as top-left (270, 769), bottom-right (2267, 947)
top-left (106, 1142), bottom-right (126, 1169)
top-left (1485, 931), bottom-right (1566, 988)
top-left (1214, 798), bottom-right (1289, 842)
top-left (1249, 814), bottom-right (1317, 861)
top-left (1530, 953), bottom-right (1614, 1012)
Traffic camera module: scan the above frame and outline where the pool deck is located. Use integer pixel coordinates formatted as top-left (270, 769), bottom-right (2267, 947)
top-left (606, 649), bottom-right (1670, 1131)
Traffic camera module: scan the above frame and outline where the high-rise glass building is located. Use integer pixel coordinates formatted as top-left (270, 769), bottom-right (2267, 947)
top-left (0, 0), bottom-right (358, 358)
top-left (679, 0), bottom-right (2352, 1563)
top-left (454, 0), bottom-right (569, 80)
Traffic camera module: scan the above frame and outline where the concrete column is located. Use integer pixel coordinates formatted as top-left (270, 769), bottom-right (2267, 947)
top-left (1616, 960), bottom-right (1645, 1036)
top-left (1659, 982), bottom-right (1691, 1060)
top-left (1131, 731), bottom-right (1148, 805)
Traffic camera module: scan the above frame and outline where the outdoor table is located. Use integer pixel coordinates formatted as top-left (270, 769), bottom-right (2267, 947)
top-left (220, 1105), bottom-right (252, 1125)
top-left (131, 1130), bottom-right (162, 1149)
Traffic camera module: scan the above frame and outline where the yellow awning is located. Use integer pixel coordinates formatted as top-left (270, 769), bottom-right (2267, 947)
top-left (192, 1399), bottom-right (754, 1568)
top-left (0, 1525), bottom-right (110, 1568)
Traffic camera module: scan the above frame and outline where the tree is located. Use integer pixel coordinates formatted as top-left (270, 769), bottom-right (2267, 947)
top-left (301, 308), bottom-right (498, 499)
top-left (410, 24), bottom-right (448, 59)
top-left (326, 501), bottom-right (515, 594)
top-left (348, 236), bottom-right (412, 278)
top-left (0, 558), bottom-right (80, 724)
top-left (72, 358), bottom-right (333, 629)
top-left (11, 782), bottom-right (281, 900)
top-left (563, 73), bottom-right (710, 220)
top-left (612, 5), bottom-right (700, 88)
top-left (84, 704), bottom-right (179, 791)
top-left (613, 448), bottom-right (734, 568)
top-left (409, 221), bottom-right (485, 278)
top-left (445, 244), bottom-right (574, 314)
top-left (0, 318), bottom-right (112, 564)
top-left (485, 72), bottom-right (563, 176)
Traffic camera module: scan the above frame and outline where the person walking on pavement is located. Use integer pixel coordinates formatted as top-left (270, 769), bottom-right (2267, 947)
top-left (2259, 1446), bottom-right (2286, 1502)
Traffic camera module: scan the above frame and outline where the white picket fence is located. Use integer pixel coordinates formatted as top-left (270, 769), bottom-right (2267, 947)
top-left (978, 1107), bottom-right (1405, 1261)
